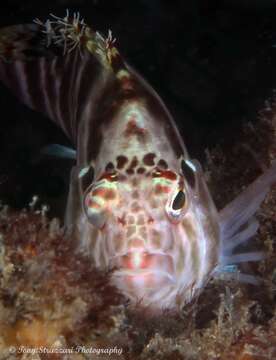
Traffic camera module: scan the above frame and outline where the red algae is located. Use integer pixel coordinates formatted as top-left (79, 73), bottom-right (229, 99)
top-left (0, 207), bottom-right (126, 358)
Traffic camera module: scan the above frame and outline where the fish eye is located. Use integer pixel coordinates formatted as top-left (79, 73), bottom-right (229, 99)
top-left (166, 188), bottom-right (187, 221)
top-left (172, 190), bottom-right (186, 210)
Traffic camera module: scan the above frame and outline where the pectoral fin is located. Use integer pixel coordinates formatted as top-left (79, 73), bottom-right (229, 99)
top-left (218, 161), bottom-right (276, 273)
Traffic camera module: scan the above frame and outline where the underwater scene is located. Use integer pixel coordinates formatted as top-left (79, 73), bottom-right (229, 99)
top-left (0, 0), bottom-right (275, 359)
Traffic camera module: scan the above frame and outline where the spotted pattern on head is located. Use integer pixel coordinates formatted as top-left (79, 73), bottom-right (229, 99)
top-left (137, 167), bottom-right (146, 174)
top-left (83, 153), bottom-right (190, 285)
top-left (91, 152), bottom-right (194, 300)
top-left (104, 153), bottom-right (161, 175)
top-left (116, 155), bottom-right (128, 169)
top-left (128, 156), bottom-right (138, 170)
top-left (105, 161), bottom-right (115, 172)
top-left (143, 153), bottom-right (156, 166)
top-left (157, 159), bottom-right (168, 169)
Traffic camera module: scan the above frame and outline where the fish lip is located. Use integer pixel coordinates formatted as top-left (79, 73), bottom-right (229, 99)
top-left (112, 268), bottom-right (176, 284)
top-left (111, 249), bottom-right (173, 260)
top-left (111, 251), bottom-right (176, 283)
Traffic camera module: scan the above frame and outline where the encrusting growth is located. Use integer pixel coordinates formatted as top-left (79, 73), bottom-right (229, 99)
top-left (34, 10), bottom-right (118, 68)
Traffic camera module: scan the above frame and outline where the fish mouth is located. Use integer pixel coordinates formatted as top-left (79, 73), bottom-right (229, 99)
top-left (111, 252), bottom-right (176, 298)
top-left (113, 251), bottom-right (174, 274)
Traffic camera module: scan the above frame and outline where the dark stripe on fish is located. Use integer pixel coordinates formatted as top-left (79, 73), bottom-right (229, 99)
top-left (0, 23), bottom-right (115, 145)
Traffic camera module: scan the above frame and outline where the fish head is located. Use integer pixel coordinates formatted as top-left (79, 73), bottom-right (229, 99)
top-left (83, 157), bottom-right (220, 309)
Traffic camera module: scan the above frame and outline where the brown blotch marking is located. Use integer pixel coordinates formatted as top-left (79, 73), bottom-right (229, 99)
top-left (124, 120), bottom-right (147, 141)
top-left (129, 156), bottom-right (138, 169)
top-left (137, 167), bottom-right (146, 174)
top-left (157, 159), bottom-right (168, 169)
top-left (143, 153), bottom-right (156, 166)
top-left (117, 155), bottom-right (128, 169)
top-left (105, 162), bottom-right (115, 172)
top-left (126, 168), bottom-right (134, 175)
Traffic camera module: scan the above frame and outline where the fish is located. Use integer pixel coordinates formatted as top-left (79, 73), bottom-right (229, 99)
top-left (0, 10), bottom-right (275, 310)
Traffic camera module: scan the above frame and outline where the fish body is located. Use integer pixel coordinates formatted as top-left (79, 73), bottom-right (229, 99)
top-left (73, 52), bottom-right (220, 307)
top-left (0, 12), bottom-right (275, 309)
top-left (77, 73), bottom-right (220, 307)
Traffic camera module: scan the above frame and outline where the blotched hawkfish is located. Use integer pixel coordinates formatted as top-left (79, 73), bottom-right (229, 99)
top-left (0, 11), bottom-right (275, 309)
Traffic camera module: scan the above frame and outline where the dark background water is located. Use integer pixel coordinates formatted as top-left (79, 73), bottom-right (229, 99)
top-left (0, 0), bottom-right (276, 217)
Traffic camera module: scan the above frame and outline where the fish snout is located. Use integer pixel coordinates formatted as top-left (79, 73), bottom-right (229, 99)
top-left (111, 250), bottom-right (176, 303)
